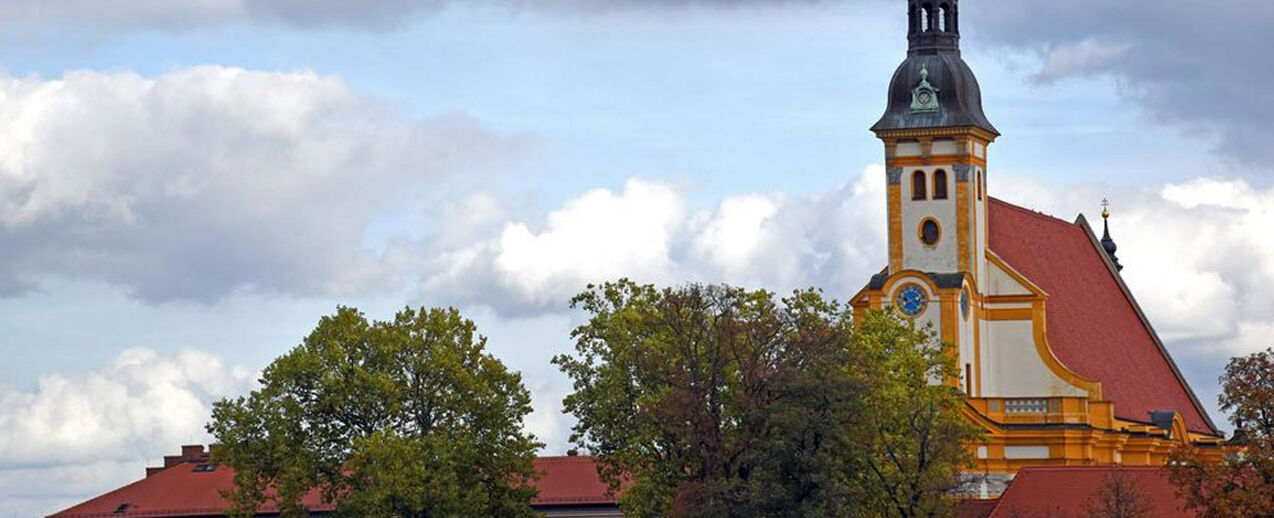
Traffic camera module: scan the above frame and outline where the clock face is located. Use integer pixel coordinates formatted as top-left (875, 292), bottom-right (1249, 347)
top-left (918, 91), bottom-right (932, 105)
top-left (894, 284), bottom-right (928, 318)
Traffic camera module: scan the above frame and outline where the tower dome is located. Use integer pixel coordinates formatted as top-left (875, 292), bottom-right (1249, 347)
top-left (871, 0), bottom-right (998, 135)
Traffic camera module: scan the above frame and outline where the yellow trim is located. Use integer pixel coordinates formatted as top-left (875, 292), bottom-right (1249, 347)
top-left (985, 250), bottom-right (1049, 298)
top-left (1032, 302), bottom-right (1104, 400)
top-left (879, 269), bottom-right (949, 295)
top-left (986, 308), bottom-right (1032, 320)
top-left (888, 184), bottom-right (903, 272)
top-left (874, 126), bottom-right (1000, 142)
top-left (957, 180), bottom-right (970, 273)
top-left (986, 294), bottom-right (1040, 304)
top-left (973, 294), bottom-right (982, 397)
top-left (888, 155), bottom-right (988, 168)
top-left (985, 250), bottom-right (1101, 399)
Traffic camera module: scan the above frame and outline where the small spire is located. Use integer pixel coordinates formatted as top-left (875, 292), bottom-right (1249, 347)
top-left (1100, 198), bottom-right (1123, 271)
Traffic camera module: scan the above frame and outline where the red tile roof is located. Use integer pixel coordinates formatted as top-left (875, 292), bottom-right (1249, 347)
top-left (47, 453), bottom-right (614, 518)
top-left (986, 466), bottom-right (1195, 518)
top-left (987, 197), bottom-right (1216, 435)
top-left (952, 498), bottom-right (998, 518)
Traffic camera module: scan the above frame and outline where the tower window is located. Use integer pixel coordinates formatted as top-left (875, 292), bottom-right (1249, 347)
top-left (920, 218), bottom-right (940, 246)
top-left (938, 4), bottom-right (947, 32)
top-left (965, 363), bottom-right (972, 395)
top-left (912, 171), bottom-right (927, 200)
top-left (977, 170), bottom-right (984, 201)
top-left (933, 170), bottom-right (948, 199)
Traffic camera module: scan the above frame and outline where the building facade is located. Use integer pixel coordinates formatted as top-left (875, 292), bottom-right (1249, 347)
top-left (850, 0), bottom-right (1224, 495)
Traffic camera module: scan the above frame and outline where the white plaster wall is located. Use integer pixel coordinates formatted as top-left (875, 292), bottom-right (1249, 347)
top-left (902, 165), bottom-right (958, 273)
top-left (981, 319), bottom-right (1088, 398)
top-left (958, 290), bottom-right (976, 394)
top-left (897, 141), bottom-right (922, 157)
top-left (933, 138), bottom-right (958, 155)
top-left (986, 261), bottom-right (1030, 296)
top-left (1003, 446), bottom-right (1050, 459)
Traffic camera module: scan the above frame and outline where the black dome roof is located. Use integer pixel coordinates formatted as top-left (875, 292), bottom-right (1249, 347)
top-left (871, 0), bottom-right (998, 136)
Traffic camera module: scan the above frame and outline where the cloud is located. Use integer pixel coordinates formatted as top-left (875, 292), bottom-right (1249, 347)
top-left (974, 1), bottom-right (1274, 166)
top-left (423, 165), bottom-right (887, 314)
top-left (0, 348), bottom-right (254, 516)
top-left (0, 0), bottom-right (845, 33)
top-left (0, 65), bottom-right (533, 303)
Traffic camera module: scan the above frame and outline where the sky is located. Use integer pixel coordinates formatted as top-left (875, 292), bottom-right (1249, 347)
top-left (1, 0), bottom-right (1272, 515)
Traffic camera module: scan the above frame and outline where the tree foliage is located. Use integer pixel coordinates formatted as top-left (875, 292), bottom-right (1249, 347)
top-left (207, 306), bottom-right (542, 517)
top-left (554, 280), bottom-right (979, 518)
top-left (1169, 347), bottom-right (1274, 518)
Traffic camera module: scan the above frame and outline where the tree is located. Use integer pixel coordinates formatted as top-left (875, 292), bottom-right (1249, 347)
top-left (1168, 348), bottom-right (1274, 518)
top-left (852, 309), bottom-right (983, 518)
top-left (1086, 469), bottom-right (1152, 518)
top-left (554, 280), bottom-right (979, 518)
top-left (207, 306), bottom-right (542, 517)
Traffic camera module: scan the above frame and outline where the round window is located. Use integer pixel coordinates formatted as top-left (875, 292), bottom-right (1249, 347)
top-left (920, 219), bottom-right (940, 246)
top-left (894, 284), bottom-right (929, 318)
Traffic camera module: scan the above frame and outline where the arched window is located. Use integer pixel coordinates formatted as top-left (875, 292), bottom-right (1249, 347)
top-left (977, 170), bottom-right (984, 201)
top-left (933, 170), bottom-right (948, 199)
top-left (920, 3), bottom-right (931, 31)
top-left (937, 5), bottom-right (947, 32)
top-left (912, 171), bottom-right (927, 200)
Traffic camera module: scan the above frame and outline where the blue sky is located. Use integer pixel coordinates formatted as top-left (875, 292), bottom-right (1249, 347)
top-left (1, 1), bottom-right (1271, 515)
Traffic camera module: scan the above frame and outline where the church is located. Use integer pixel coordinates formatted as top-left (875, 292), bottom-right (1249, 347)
top-left (848, 0), bottom-right (1225, 496)
top-left (48, 1), bottom-right (1225, 516)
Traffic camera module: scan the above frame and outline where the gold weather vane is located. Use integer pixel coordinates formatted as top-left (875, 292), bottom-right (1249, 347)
top-left (1101, 198), bottom-right (1110, 220)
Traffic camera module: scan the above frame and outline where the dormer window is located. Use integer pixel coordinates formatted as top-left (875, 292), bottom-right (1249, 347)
top-left (933, 170), bottom-right (948, 199)
top-left (912, 171), bottom-right (927, 200)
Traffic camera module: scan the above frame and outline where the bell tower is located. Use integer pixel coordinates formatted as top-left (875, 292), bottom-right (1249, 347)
top-left (873, 0), bottom-right (998, 289)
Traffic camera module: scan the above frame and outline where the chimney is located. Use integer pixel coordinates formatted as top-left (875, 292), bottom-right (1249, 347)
top-left (148, 444), bottom-right (210, 477)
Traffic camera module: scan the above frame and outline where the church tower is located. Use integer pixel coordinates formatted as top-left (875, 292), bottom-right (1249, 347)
top-left (868, 0), bottom-right (998, 398)
top-left (853, 0), bottom-right (1225, 495)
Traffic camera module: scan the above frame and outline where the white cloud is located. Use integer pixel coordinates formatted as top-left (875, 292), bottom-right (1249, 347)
top-left (0, 65), bottom-right (533, 302)
top-left (424, 165), bottom-right (887, 313)
top-left (0, 348), bottom-right (254, 516)
top-left (494, 179), bottom-right (686, 305)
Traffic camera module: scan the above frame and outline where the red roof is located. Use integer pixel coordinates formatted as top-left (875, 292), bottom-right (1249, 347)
top-left (988, 197), bottom-right (1216, 435)
top-left (987, 466), bottom-right (1195, 518)
top-left (48, 454), bottom-right (614, 518)
top-left (952, 498), bottom-right (998, 518)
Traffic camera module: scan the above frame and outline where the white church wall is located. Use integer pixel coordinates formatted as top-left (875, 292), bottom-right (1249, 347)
top-left (986, 260), bottom-right (1031, 296)
top-left (981, 319), bottom-right (1088, 398)
top-left (901, 166), bottom-right (958, 272)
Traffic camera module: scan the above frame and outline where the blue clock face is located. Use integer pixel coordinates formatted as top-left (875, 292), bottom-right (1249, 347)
top-left (894, 285), bottom-right (928, 317)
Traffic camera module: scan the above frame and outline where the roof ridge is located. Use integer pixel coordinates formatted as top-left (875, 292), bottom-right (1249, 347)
top-left (534, 455), bottom-right (597, 462)
top-left (1019, 465), bottom-right (1167, 472)
top-left (988, 196), bottom-right (1076, 227)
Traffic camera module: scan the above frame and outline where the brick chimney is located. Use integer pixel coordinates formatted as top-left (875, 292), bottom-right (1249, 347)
top-left (146, 444), bottom-right (210, 477)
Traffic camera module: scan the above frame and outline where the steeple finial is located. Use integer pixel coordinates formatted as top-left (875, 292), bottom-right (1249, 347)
top-left (1100, 198), bottom-right (1123, 271)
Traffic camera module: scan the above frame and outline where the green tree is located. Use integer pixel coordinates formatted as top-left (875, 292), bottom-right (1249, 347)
top-left (207, 306), bottom-right (542, 517)
top-left (1169, 348), bottom-right (1274, 518)
top-left (852, 311), bottom-right (982, 518)
top-left (554, 280), bottom-right (979, 518)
